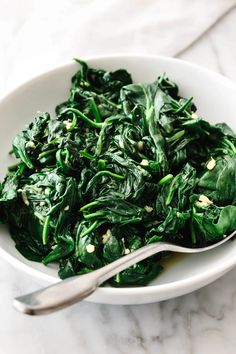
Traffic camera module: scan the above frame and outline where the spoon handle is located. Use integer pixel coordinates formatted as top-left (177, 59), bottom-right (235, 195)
top-left (13, 242), bottom-right (169, 315)
top-left (13, 231), bottom-right (235, 316)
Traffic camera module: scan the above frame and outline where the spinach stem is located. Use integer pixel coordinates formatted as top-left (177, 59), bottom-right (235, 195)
top-left (157, 174), bottom-right (173, 186)
top-left (174, 96), bottom-right (193, 114)
top-left (95, 170), bottom-right (125, 180)
top-left (81, 221), bottom-right (99, 237)
top-left (38, 148), bottom-right (58, 159)
top-left (67, 114), bottom-right (77, 131)
top-left (86, 170), bottom-right (125, 194)
top-left (98, 94), bottom-right (119, 109)
top-left (42, 215), bottom-right (51, 245)
top-left (61, 108), bottom-right (103, 129)
top-left (166, 130), bottom-right (185, 143)
top-left (95, 121), bottom-right (107, 156)
top-left (79, 150), bottom-right (96, 160)
top-left (90, 97), bottom-right (102, 123)
top-left (80, 201), bottom-right (99, 212)
top-left (165, 176), bottom-right (177, 206)
top-left (124, 217), bottom-right (142, 224)
top-left (84, 211), bottom-right (106, 220)
top-left (223, 138), bottom-right (236, 154)
top-left (115, 273), bottom-right (120, 283)
top-left (56, 149), bottom-right (69, 172)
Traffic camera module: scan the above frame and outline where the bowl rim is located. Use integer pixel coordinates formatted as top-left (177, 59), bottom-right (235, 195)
top-left (1, 53), bottom-right (236, 300)
top-left (1, 53), bottom-right (236, 102)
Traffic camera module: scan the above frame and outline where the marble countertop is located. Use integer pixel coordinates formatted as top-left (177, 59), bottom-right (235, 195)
top-left (1, 3), bottom-right (236, 354)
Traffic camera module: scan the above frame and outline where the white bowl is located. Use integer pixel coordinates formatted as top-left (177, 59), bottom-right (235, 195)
top-left (0, 54), bottom-right (236, 305)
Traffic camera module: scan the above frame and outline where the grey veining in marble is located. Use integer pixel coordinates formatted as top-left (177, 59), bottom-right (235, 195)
top-left (1, 2), bottom-right (236, 354)
top-left (2, 257), bottom-right (236, 354)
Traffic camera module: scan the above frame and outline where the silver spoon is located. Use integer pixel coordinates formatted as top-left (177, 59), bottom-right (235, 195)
top-left (13, 231), bottom-right (236, 315)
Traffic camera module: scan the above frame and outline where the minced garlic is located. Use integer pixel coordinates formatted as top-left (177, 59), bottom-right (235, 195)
top-left (206, 157), bottom-right (216, 170)
top-left (144, 205), bottom-right (153, 213)
top-left (26, 141), bottom-right (35, 149)
top-left (102, 229), bottom-right (112, 244)
top-left (21, 191), bottom-right (29, 206)
top-left (136, 141), bottom-right (144, 151)
top-left (140, 159), bottom-right (149, 166)
top-left (63, 120), bottom-right (73, 130)
top-left (196, 195), bottom-right (213, 208)
top-left (191, 112), bottom-right (198, 119)
top-left (86, 244), bottom-right (95, 253)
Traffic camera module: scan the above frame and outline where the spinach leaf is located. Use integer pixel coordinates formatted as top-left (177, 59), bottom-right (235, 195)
top-left (121, 81), bottom-right (168, 175)
top-left (198, 155), bottom-right (236, 205)
top-left (191, 198), bottom-right (236, 244)
top-left (13, 113), bottom-right (50, 169)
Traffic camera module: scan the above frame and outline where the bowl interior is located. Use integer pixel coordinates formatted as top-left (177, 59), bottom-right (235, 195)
top-left (0, 55), bottom-right (236, 304)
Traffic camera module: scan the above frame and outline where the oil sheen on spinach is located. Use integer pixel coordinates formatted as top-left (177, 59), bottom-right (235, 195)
top-left (0, 58), bottom-right (235, 286)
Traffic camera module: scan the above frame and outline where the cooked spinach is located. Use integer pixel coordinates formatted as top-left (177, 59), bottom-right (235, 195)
top-left (0, 59), bottom-right (235, 286)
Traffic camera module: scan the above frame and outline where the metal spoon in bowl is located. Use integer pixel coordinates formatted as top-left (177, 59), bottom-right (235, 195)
top-left (13, 231), bottom-right (236, 315)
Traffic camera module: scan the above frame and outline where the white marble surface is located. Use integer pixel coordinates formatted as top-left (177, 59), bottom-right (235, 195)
top-left (1, 2), bottom-right (236, 354)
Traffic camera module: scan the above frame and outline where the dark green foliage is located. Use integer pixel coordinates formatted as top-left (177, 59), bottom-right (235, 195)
top-left (0, 59), bottom-right (235, 286)
top-left (198, 155), bottom-right (236, 205)
top-left (191, 199), bottom-right (236, 244)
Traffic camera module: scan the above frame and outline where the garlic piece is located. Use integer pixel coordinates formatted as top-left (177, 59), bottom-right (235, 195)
top-left (144, 205), bottom-right (153, 213)
top-left (136, 141), bottom-right (144, 151)
top-left (196, 195), bottom-right (213, 208)
top-left (26, 141), bottom-right (35, 149)
top-left (140, 159), bottom-right (149, 166)
top-left (102, 229), bottom-right (112, 244)
top-left (21, 191), bottom-right (29, 206)
top-left (206, 157), bottom-right (216, 171)
top-left (191, 112), bottom-right (198, 119)
top-left (86, 244), bottom-right (95, 253)
top-left (63, 120), bottom-right (73, 130)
